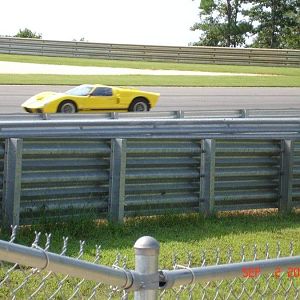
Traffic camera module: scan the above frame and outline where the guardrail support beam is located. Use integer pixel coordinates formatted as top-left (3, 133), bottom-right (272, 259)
top-left (200, 139), bottom-right (216, 215)
top-left (2, 138), bottom-right (23, 226)
top-left (109, 138), bottom-right (127, 222)
top-left (279, 140), bottom-right (294, 213)
top-left (240, 109), bottom-right (249, 118)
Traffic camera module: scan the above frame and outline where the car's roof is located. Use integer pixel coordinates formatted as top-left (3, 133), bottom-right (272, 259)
top-left (79, 84), bottom-right (111, 88)
top-left (77, 84), bottom-right (138, 91)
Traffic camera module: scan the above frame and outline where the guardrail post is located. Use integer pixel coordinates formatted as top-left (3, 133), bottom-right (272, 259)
top-left (175, 110), bottom-right (184, 118)
top-left (200, 139), bottom-right (216, 215)
top-left (279, 140), bottom-right (294, 213)
top-left (2, 138), bottom-right (23, 226)
top-left (239, 109), bottom-right (249, 118)
top-left (109, 138), bottom-right (127, 222)
top-left (134, 236), bottom-right (160, 300)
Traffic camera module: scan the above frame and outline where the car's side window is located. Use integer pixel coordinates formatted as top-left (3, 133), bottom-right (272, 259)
top-left (91, 87), bottom-right (113, 96)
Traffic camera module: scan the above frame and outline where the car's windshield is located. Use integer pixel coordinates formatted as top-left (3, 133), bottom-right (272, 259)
top-left (65, 85), bottom-right (94, 96)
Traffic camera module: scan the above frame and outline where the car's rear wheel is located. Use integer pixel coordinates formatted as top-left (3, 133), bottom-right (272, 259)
top-left (128, 98), bottom-right (150, 112)
top-left (57, 101), bottom-right (77, 113)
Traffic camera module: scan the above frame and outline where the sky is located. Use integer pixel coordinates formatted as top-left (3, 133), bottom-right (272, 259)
top-left (1, 0), bottom-right (200, 46)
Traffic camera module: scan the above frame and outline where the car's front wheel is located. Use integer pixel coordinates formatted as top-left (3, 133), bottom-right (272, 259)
top-left (128, 98), bottom-right (150, 112)
top-left (57, 101), bottom-right (77, 113)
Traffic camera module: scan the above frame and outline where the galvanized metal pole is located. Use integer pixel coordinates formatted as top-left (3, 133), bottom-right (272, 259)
top-left (109, 138), bottom-right (127, 222)
top-left (134, 236), bottom-right (160, 300)
top-left (0, 239), bottom-right (133, 288)
top-left (279, 140), bottom-right (294, 213)
top-left (200, 139), bottom-right (216, 215)
top-left (161, 255), bottom-right (300, 289)
top-left (2, 138), bottom-right (23, 226)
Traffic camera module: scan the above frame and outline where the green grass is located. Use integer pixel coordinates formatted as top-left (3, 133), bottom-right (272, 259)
top-left (1, 74), bottom-right (299, 87)
top-left (1, 53), bottom-right (300, 76)
top-left (0, 211), bottom-right (300, 298)
top-left (1, 53), bottom-right (299, 86)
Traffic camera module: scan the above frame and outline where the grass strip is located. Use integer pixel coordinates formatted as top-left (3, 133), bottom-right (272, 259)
top-left (1, 74), bottom-right (299, 87)
top-left (1, 53), bottom-right (299, 76)
top-left (0, 211), bottom-right (299, 298)
top-left (1, 211), bottom-right (299, 267)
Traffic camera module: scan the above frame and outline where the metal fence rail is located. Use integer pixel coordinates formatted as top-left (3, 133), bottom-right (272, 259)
top-left (3, 108), bottom-right (300, 121)
top-left (1, 37), bottom-right (299, 67)
top-left (1, 114), bottom-right (300, 225)
top-left (0, 228), bottom-right (299, 299)
top-left (2, 116), bottom-right (300, 139)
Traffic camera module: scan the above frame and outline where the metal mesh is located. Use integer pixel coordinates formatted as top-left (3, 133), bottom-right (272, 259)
top-left (160, 243), bottom-right (300, 299)
top-left (0, 226), bottom-right (128, 299)
top-left (0, 226), bottom-right (299, 299)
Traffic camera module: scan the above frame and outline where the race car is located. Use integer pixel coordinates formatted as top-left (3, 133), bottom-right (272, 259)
top-left (21, 84), bottom-right (160, 113)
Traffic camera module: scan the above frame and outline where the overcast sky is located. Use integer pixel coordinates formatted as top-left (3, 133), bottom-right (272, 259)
top-left (1, 0), bottom-right (200, 46)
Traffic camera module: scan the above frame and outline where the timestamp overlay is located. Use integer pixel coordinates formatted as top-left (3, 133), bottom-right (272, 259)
top-left (242, 266), bottom-right (300, 279)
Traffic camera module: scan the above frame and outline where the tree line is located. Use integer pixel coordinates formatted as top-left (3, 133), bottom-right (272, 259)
top-left (4, 2), bottom-right (300, 50)
top-left (191, 0), bottom-right (300, 49)
top-left (2, 28), bottom-right (87, 42)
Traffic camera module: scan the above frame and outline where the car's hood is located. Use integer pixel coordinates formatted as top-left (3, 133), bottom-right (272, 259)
top-left (33, 91), bottom-right (64, 101)
top-left (22, 92), bottom-right (64, 107)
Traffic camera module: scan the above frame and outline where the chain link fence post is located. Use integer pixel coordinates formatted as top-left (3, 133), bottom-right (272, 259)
top-left (134, 236), bottom-right (160, 300)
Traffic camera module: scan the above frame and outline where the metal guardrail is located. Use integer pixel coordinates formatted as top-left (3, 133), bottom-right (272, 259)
top-left (1, 113), bottom-right (300, 139)
top-left (0, 114), bottom-right (300, 226)
top-left (0, 228), bottom-right (299, 299)
top-left (3, 108), bottom-right (300, 121)
top-left (0, 37), bottom-right (299, 67)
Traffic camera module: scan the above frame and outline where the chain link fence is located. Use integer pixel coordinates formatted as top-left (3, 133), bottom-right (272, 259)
top-left (0, 226), bottom-right (299, 299)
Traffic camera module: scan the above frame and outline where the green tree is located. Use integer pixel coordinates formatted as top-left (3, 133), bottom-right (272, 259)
top-left (191, 0), bottom-right (252, 47)
top-left (245, 0), bottom-right (300, 49)
top-left (14, 28), bottom-right (42, 39)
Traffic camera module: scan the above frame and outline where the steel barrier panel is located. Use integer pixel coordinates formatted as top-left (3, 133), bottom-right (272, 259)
top-left (2, 112), bottom-right (300, 224)
top-left (3, 110), bottom-right (300, 122)
top-left (19, 138), bottom-right (111, 224)
top-left (2, 117), bottom-right (300, 140)
top-left (124, 139), bottom-right (202, 216)
top-left (214, 139), bottom-right (281, 211)
top-left (1, 37), bottom-right (299, 67)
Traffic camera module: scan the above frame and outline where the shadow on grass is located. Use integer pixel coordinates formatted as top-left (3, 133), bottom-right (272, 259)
top-left (1, 209), bottom-right (299, 256)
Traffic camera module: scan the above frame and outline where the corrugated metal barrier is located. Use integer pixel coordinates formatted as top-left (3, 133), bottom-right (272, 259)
top-left (20, 139), bottom-right (111, 223)
top-left (125, 139), bottom-right (201, 217)
top-left (215, 139), bottom-right (281, 211)
top-left (1, 114), bottom-right (299, 225)
top-left (1, 137), bottom-right (297, 226)
top-left (1, 37), bottom-right (299, 67)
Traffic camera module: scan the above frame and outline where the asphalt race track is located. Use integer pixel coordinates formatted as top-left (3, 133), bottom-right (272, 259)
top-left (0, 85), bottom-right (299, 114)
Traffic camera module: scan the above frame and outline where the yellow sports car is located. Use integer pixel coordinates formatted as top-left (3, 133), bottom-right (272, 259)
top-left (22, 84), bottom-right (160, 113)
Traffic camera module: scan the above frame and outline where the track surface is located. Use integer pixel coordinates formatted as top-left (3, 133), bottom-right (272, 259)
top-left (0, 86), bottom-right (299, 113)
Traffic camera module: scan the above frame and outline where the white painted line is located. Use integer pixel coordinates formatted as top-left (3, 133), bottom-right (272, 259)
top-left (0, 61), bottom-right (262, 76)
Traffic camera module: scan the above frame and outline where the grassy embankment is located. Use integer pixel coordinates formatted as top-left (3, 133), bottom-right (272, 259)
top-left (0, 53), bottom-right (299, 86)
